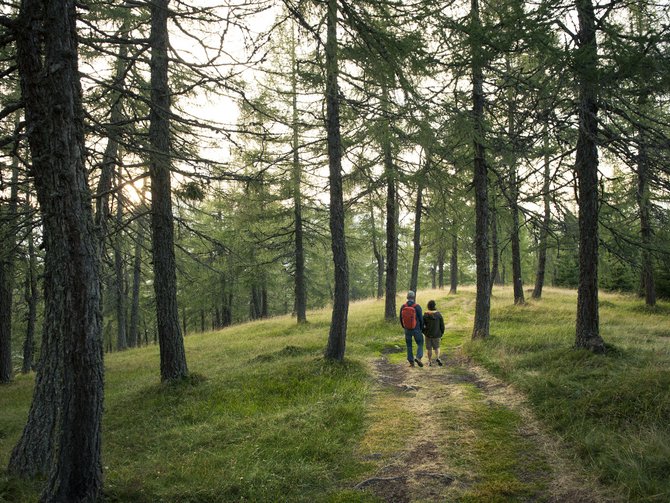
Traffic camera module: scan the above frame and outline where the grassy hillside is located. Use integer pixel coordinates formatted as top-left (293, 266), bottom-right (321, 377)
top-left (1, 287), bottom-right (668, 502)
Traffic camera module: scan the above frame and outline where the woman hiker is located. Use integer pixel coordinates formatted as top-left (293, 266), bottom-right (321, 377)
top-left (422, 299), bottom-right (445, 366)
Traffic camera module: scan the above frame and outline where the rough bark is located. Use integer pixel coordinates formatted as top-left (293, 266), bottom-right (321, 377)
top-left (149, 0), bottom-right (189, 380)
top-left (324, 0), bottom-right (349, 361)
top-left (574, 0), bottom-right (605, 353)
top-left (471, 0), bottom-right (491, 339)
top-left (532, 127), bottom-right (551, 299)
top-left (11, 0), bottom-right (104, 500)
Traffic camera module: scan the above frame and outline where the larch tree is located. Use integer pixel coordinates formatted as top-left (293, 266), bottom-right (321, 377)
top-left (148, 0), bottom-right (189, 379)
top-left (323, 0), bottom-right (349, 361)
top-left (470, 0), bottom-right (491, 339)
top-left (10, 0), bottom-right (105, 499)
top-left (573, 0), bottom-right (605, 352)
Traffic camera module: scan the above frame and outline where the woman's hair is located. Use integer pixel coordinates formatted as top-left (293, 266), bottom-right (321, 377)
top-left (427, 300), bottom-right (436, 310)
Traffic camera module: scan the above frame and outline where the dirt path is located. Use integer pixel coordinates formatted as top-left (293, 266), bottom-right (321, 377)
top-left (355, 349), bottom-right (618, 503)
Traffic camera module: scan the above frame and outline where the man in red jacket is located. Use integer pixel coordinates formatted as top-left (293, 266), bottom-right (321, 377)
top-left (400, 291), bottom-right (424, 367)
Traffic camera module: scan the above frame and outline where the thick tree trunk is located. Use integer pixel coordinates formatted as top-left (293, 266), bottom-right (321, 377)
top-left (532, 128), bottom-right (551, 299)
top-left (449, 232), bottom-right (458, 294)
top-left (471, 0), bottom-right (491, 339)
top-left (291, 23), bottom-right (307, 324)
top-left (574, 0), bottom-right (605, 353)
top-left (149, 0), bottom-right (189, 380)
top-left (383, 82), bottom-right (398, 321)
top-left (431, 263), bottom-right (437, 289)
top-left (324, 0), bottom-right (349, 361)
top-left (11, 1), bottom-right (104, 500)
top-left (128, 223), bottom-right (143, 348)
top-left (409, 180), bottom-right (423, 293)
top-left (0, 146), bottom-right (19, 384)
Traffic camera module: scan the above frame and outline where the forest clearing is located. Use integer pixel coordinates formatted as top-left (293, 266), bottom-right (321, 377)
top-left (2, 286), bottom-right (668, 502)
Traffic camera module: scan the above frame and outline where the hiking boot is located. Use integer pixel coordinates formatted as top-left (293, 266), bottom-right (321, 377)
top-left (409, 361), bottom-right (415, 367)
top-left (436, 358), bottom-right (443, 366)
top-left (414, 358), bottom-right (424, 368)
top-left (428, 360), bottom-right (432, 366)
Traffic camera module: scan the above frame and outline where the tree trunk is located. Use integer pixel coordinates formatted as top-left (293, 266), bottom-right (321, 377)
top-left (506, 77), bottom-right (525, 306)
top-left (471, 0), bottom-right (491, 339)
top-left (532, 126), bottom-right (551, 299)
top-left (128, 222), bottom-right (143, 348)
top-left (489, 192), bottom-right (500, 295)
top-left (383, 82), bottom-right (398, 321)
top-left (510, 171), bottom-right (525, 305)
top-left (449, 231), bottom-right (458, 294)
top-left (324, 0), bottom-right (349, 361)
top-left (438, 245), bottom-right (445, 289)
top-left (261, 284), bottom-right (268, 318)
top-left (431, 263), bottom-right (436, 289)
top-left (574, 0), bottom-right (605, 353)
top-left (370, 204), bottom-right (384, 299)
top-left (114, 171), bottom-right (128, 351)
top-left (291, 22), bottom-right (307, 324)
top-left (637, 96), bottom-right (656, 307)
top-left (409, 179), bottom-right (423, 293)
top-left (22, 204), bottom-right (38, 373)
top-left (94, 34), bottom-right (128, 244)
top-left (11, 1), bottom-right (104, 500)
top-left (0, 140), bottom-right (19, 384)
top-left (149, 0), bottom-right (189, 380)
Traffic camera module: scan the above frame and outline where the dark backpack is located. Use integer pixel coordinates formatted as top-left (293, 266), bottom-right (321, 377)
top-left (400, 303), bottom-right (417, 329)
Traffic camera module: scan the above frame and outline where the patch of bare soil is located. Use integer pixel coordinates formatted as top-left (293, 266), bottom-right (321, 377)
top-left (356, 351), bottom-right (620, 503)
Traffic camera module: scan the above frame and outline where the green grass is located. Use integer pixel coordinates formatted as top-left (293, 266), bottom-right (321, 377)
top-left (464, 287), bottom-right (670, 502)
top-left (1, 289), bottom-right (669, 502)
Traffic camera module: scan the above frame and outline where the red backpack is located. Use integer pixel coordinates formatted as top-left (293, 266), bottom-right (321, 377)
top-left (400, 303), bottom-right (417, 329)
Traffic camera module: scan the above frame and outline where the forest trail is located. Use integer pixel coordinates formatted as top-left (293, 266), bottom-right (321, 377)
top-left (355, 349), bottom-right (618, 503)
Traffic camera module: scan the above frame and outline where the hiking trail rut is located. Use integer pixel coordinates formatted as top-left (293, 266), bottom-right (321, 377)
top-left (354, 348), bottom-right (619, 503)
